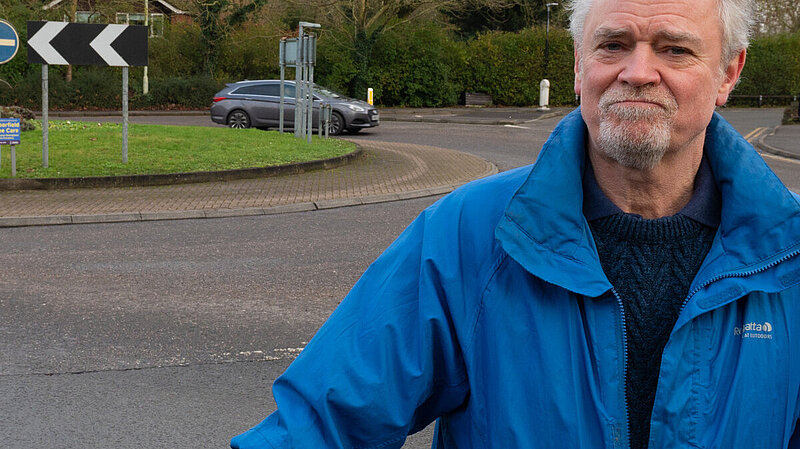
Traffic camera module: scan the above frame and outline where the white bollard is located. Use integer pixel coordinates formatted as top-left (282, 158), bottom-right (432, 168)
top-left (539, 79), bottom-right (551, 110)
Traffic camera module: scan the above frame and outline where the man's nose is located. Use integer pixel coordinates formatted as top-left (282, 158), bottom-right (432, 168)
top-left (617, 46), bottom-right (661, 87)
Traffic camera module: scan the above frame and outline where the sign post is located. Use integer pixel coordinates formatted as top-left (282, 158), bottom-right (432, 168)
top-left (0, 20), bottom-right (20, 175)
top-left (0, 118), bottom-right (21, 177)
top-left (27, 21), bottom-right (148, 165)
top-left (280, 23), bottom-right (320, 141)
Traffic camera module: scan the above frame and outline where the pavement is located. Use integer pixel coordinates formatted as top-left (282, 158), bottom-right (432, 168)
top-left (756, 123), bottom-right (800, 160)
top-left (0, 106), bottom-right (797, 228)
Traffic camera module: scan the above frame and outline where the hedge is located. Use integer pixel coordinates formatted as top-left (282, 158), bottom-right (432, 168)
top-left (460, 28), bottom-right (575, 106)
top-left (734, 31), bottom-right (800, 106)
top-left (0, 67), bottom-right (222, 110)
top-left (364, 22), bottom-right (467, 107)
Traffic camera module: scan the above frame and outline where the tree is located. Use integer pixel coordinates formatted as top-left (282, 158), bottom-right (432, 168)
top-left (754, 0), bottom-right (800, 35)
top-left (445, 0), bottom-right (569, 38)
top-left (194, 0), bottom-right (274, 77)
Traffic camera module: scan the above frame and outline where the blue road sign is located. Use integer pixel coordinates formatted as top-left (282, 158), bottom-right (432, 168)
top-left (0, 19), bottom-right (19, 65)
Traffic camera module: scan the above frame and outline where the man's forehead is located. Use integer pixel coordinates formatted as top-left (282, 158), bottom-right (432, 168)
top-left (583, 0), bottom-right (719, 42)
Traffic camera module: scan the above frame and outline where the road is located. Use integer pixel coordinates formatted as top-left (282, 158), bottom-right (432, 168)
top-left (1, 107), bottom-right (793, 448)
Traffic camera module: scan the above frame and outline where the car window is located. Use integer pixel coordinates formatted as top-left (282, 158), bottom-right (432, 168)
top-left (232, 83), bottom-right (295, 98)
top-left (232, 85), bottom-right (265, 95)
top-left (314, 85), bottom-right (344, 99)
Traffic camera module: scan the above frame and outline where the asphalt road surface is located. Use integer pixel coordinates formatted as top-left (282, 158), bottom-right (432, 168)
top-left (2, 107), bottom-right (794, 448)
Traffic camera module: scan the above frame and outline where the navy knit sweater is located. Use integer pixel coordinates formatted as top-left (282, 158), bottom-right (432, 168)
top-left (583, 158), bottom-right (720, 449)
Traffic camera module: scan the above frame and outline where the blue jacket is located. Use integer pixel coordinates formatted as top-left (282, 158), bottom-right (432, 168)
top-left (232, 109), bottom-right (800, 448)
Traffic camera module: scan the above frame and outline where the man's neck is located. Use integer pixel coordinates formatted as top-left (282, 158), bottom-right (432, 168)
top-left (588, 145), bottom-right (703, 219)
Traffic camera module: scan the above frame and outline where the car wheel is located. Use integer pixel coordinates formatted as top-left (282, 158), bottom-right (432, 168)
top-left (330, 111), bottom-right (344, 136)
top-left (227, 110), bottom-right (251, 129)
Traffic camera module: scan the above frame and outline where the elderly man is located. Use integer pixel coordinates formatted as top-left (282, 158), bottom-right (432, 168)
top-left (232, 0), bottom-right (800, 447)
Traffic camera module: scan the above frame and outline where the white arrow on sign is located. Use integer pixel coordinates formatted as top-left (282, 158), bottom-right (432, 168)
top-left (89, 24), bottom-right (128, 66)
top-left (27, 21), bottom-right (68, 65)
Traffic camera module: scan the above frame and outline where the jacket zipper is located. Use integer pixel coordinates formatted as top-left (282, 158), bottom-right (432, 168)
top-left (608, 249), bottom-right (799, 449)
top-left (611, 287), bottom-right (630, 449)
top-left (679, 247), bottom-right (800, 317)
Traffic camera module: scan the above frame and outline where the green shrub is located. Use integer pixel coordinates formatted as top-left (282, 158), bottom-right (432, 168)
top-left (148, 22), bottom-right (208, 78)
top-left (215, 24), bottom-right (281, 81)
top-left (461, 28), bottom-right (575, 106)
top-left (133, 75), bottom-right (223, 109)
top-left (366, 22), bottom-right (466, 107)
top-left (735, 31), bottom-right (800, 106)
top-left (0, 105), bottom-right (36, 131)
top-left (785, 102), bottom-right (799, 125)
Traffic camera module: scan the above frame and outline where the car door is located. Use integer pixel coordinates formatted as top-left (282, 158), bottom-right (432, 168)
top-left (228, 84), bottom-right (270, 127)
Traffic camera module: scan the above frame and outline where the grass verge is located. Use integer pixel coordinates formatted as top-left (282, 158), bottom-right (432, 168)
top-left (0, 121), bottom-right (356, 179)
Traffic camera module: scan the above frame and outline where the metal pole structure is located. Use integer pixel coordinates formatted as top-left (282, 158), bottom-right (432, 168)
top-left (306, 36), bottom-right (314, 144)
top-left (294, 23), bottom-right (304, 138)
top-left (42, 64), bottom-right (48, 168)
top-left (10, 144), bottom-right (15, 177)
top-left (279, 39), bottom-right (285, 133)
top-left (123, 66), bottom-right (129, 163)
top-left (143, 0), bottom-right (149, 95)
top-left (299, 35), bottom-right (307, 138)
top-left (295, 22), bottom-right (320, 141)
top-left (545, 3), bottom-right (558, 79)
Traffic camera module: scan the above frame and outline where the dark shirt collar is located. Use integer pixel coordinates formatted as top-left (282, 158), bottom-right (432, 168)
top-left (583, 154), bottom-right (721, 227)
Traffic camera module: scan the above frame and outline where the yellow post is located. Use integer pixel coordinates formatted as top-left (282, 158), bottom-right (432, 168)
top-left (367, 88), bottom-right (374, 105)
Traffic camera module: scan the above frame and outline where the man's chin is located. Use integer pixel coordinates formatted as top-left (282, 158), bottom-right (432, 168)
top-left (603, 119), bottom-right (664, 139)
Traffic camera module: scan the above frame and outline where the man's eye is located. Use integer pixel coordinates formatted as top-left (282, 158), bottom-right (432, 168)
top-left (668, 47), bottom-right (688, 55)
top-left (603, 43), bottom-right (623, 51)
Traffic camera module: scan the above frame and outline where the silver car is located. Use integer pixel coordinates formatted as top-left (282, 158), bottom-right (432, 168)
top-left (210, 80), bottom-right (379, 135)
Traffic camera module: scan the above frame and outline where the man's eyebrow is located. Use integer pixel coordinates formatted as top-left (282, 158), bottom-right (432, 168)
top-left (590, 27), bottom-right (703, 47)
top-left (591, 27), bottom-right (630, 42)
top-left (652, 29), bottom-right (703, 47)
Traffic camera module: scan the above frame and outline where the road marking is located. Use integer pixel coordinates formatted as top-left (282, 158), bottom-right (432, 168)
top-left (744, 127), bottom-right (767, 142)
top-left (760, 152), bottom-right (800, 164)
top-left (504, 124), bottom-right (530, 129)
top-left (210, 345), bottom-right (307, 363)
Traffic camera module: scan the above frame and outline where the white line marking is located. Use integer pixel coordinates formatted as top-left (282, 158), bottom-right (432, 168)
top-left (760, 152), bottom-right (800, 164)
top-left (504, 124), bottom-right (531, 129)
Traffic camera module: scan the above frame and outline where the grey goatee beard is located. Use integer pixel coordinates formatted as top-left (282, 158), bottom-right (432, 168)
top-left (596, 85), bottom-right (679, 170)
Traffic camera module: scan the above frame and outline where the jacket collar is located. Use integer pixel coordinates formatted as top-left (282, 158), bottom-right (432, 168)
top-left (495, 108), bottom-right (800, 298)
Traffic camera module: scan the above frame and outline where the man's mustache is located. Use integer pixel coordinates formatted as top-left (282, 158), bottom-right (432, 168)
top-left (599, 86), bottom-right (678, 116)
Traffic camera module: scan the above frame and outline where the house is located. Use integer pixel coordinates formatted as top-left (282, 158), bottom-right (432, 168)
top-left (42, 0), bottom-right (193, 36)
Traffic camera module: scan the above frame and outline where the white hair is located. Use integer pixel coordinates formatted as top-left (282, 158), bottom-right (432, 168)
top-left (567, 0), bottom-right (754, 63)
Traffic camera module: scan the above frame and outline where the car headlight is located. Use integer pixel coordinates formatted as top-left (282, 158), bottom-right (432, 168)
top-left (344, 104), bottom-right (367, 112)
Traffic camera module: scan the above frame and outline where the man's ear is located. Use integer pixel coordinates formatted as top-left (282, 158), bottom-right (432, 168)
top-left (716, 49), bottom-right (746, 106)
top-left (574, 44), bottom-right (582, 96)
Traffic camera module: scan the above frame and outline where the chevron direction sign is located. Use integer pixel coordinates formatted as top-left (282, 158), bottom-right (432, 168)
top-left (27, 21), bottom-right (147, 67)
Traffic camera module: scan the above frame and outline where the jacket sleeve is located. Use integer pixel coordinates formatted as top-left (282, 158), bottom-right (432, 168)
top-left (231, 208), bottom-right (472, 449)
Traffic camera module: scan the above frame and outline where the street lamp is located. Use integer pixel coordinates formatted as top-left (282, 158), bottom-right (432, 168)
top-left (540, 3), bottom-right (558, 111)
top-left (545, 2), bottom-right (558, 79)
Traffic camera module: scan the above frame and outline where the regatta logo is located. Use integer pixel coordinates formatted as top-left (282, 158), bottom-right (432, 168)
top-left (733, 321), bottom-right (773, 339)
